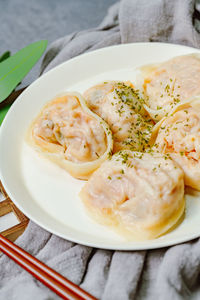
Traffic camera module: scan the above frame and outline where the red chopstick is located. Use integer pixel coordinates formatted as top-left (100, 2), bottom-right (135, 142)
top-left (0, 234), bottom-right (97, 300)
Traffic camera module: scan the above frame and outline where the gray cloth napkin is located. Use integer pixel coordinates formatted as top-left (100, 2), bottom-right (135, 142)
top-left (1, 0), bottom-right (200, 299)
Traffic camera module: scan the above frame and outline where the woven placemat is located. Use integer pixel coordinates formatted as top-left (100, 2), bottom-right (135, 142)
top-left (0, 181), bottom-right (29, 242)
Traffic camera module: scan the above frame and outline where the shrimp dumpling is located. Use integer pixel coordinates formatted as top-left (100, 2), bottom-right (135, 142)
top-left (80, 151), bottom-right (185, 240)
top-left (27, 92), bottom-right (113, 179)
top-left (84, 81), bottom-right (154, 153)
top-left (140, 54), bottom-right (200, 120)
top-left (151, 97), bottom-right (200, 190)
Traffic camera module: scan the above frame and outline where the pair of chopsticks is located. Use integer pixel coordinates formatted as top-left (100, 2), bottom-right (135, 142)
top-left (0, 234), bottom-right (97, 300)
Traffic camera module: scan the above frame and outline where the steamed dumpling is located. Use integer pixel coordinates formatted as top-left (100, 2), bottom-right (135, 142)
top-left (84, 81), bottom-right (154, 152)
top-left (80, 151), bottom-right (185, 240)
top-left (27, 92), bottom-right (113, 179)
top-left (140, 54), bottom-right (200, 120)
top-left (151, 97), bottom-right (200, 190)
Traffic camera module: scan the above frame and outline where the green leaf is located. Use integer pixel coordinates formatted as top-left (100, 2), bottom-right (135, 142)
top-left (0, 104), bottom-right (11, 125)
top-left (0, 40), bottom-right (47, 104)
top-left (0, 51), bottom-right (11, 63)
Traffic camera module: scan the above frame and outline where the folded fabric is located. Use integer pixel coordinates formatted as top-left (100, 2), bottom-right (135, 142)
top-left (1, 0), bottom-right (200, 299)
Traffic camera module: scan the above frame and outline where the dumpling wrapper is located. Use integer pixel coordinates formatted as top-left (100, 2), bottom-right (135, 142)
top-left (151, 96), bottom-right (200, 190)
top-left (139, 54), bottom-right (200, 121)
top-left (27, 92), bottom-right (113, 180)
top-left (84, 81), bottom-right (154, 153)
top-left (80, 151), bottom-right (185, 240)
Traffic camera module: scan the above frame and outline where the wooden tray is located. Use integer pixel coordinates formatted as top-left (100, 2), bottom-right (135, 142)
top-left (0, 181), bottom-right (29, 242)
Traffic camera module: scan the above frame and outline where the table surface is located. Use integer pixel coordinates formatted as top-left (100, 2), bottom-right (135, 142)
top-left (0, 0), bottom-right (117, 86)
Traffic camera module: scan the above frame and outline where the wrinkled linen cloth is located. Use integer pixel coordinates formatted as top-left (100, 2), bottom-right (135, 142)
top-left (1, 0), bottom-right (200, 299)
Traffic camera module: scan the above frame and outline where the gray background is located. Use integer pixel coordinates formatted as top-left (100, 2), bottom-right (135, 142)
top-left (0, 0), bottom-right (117, 85)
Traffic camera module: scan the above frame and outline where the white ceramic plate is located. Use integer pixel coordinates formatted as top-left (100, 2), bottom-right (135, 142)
top-left (1, 42), bottom-right (200, 250)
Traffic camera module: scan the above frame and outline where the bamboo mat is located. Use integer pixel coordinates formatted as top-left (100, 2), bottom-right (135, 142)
top-left (0, 181), bottom-right (29, 242)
